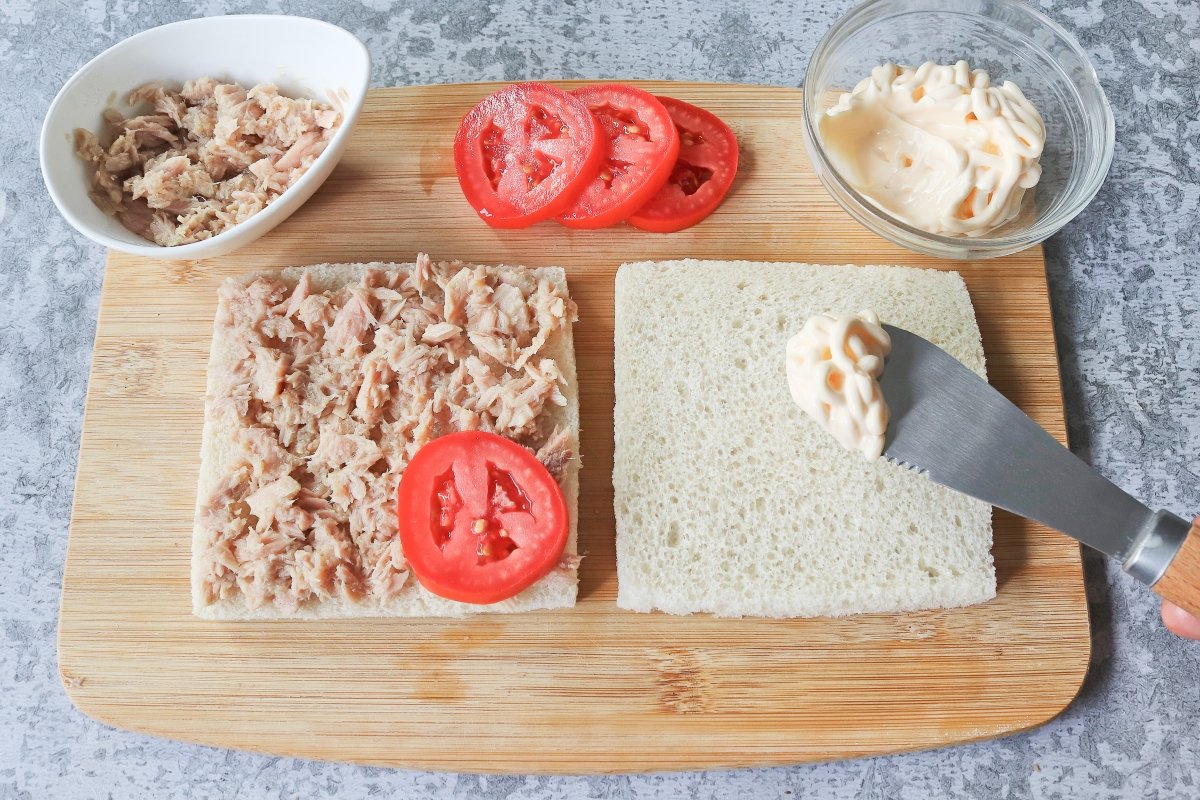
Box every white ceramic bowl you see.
[40,15,370,261]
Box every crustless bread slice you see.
[614,260,995,617]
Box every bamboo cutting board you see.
[59,82,1090,773]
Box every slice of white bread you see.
[613,259,994,617]
[193,260,580,619]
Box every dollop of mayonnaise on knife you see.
[819,60,1045,237]
[786,311,892,460]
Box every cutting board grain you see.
[59,82,1090,773]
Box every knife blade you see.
[877,324,1200,616]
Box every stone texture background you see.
[2,0,1198,797]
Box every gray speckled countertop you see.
[3,1,1198,797]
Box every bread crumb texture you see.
[613,259,995,617]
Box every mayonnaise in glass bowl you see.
[802,0,1114,260]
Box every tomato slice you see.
[627,97,739,233]
[453,83,604,228]
[397,431,569,605]
[556,84,680,229]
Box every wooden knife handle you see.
[1153,516,1200,618]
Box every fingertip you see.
[1161,601,1200,640]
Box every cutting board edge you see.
[367,78,798,96]
[53,669,1091,776]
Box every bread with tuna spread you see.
[192,255,580,618]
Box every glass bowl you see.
[802,0,1114,260]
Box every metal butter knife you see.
[878,324,1200,617]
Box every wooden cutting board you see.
[58,82,1090,773]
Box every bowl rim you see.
[39,14,371,260]
[801,0,1116,252]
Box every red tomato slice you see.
[556,84,680,229]
[397,431,569,605]
[453,83,604,228]
[627,97,739,233]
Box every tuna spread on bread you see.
[785,311,891,460]
[195,253,577,613]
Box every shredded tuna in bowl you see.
[40,15,370,261]
[76,78,342,247]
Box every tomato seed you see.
[671,160,714,196]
